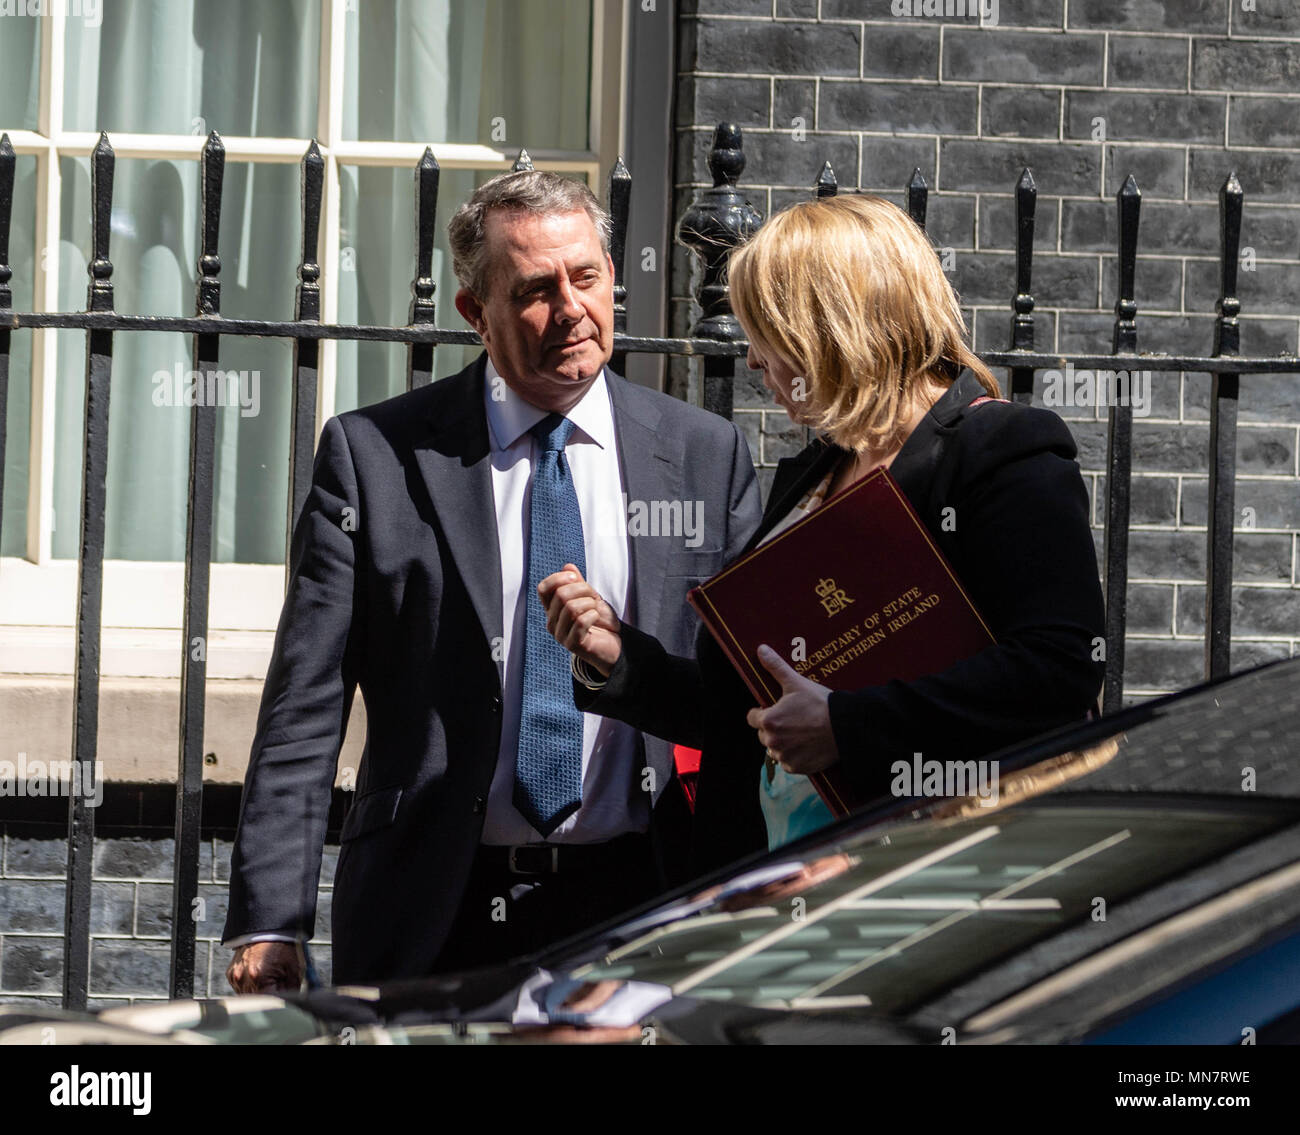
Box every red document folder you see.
[687,466,995,817]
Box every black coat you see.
[223,354,763,984]
[576,370,1106,872]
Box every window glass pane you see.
[0,9,40,132]
[1,155,38,557]
[64,0,319,137]
[343,0,591,149]
[54,155,295,563]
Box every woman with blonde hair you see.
[540,193,1105,868]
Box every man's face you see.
[454,208,615,413]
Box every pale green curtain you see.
[57,0,319,563]
[0,15,39,556]
[0,157,36,558]
[5,0,592,563]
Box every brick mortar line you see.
[694,16,1300,45]
[687,71,1300,98]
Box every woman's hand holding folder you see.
[745,645,836,776]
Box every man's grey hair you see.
[447,170,612,300]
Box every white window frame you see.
[0,0,627,678]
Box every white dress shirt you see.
[480,359,645,844]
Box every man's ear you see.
[454,288,485,334]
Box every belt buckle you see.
[508,845,559,875]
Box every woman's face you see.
[744,335,806,423]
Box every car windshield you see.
[563,792,1295,1018]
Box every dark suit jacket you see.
[223,354,762,984]
[577,370,1106,872]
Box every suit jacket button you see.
[490,694,502,712]
[473,795,486,814]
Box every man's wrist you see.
[224,931,303,950]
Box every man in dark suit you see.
[223,170,761,990]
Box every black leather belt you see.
[478,832,649,876]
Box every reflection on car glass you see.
[567,801,1287,1017]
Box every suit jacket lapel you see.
[413,354,505,654]
[606,373,671,632]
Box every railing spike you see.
[1007,166,1037,401]
[286,139,325,570]
[907,166,928,230]
[513,148,534,172]
[0,132,13,600]
[407,146,440,389]
[815,160,837,198]
[1101,172,1142,714]
[87,132,115,312]
[1205,170,1245,680]
[195,132,225,316]
[0,132,14,305]
[608,156,632,372]
[296,140,324,322]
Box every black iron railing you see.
[0,121,1286,1008]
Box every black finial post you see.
[408,146,439,389]
[677,124,762,419]
[195,132,224,315]
[1112,174,1141,355]
[1205,172,1244,681]
[0,133,13,314]
[1101,172,1141,715]
[87,133,115,312]
[286,140,324,571]
[1008,167,1037,402]
[907,167,928,231]
[296,140,323,324]
[608,156,631,375]
[1213,173,1243,360]
[65,131,118,1009]
[816,161,837,198]
[171,129,225,1001]
[0,133,13,561]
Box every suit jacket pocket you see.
[666,547,723,580]
[339,784,403,843]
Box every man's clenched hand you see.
[227,941,303,994]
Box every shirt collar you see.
[483,357,614,452]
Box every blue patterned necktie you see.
[515,412,587,837]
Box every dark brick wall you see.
[0,828,335,1007]
[673,0,1300,701]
